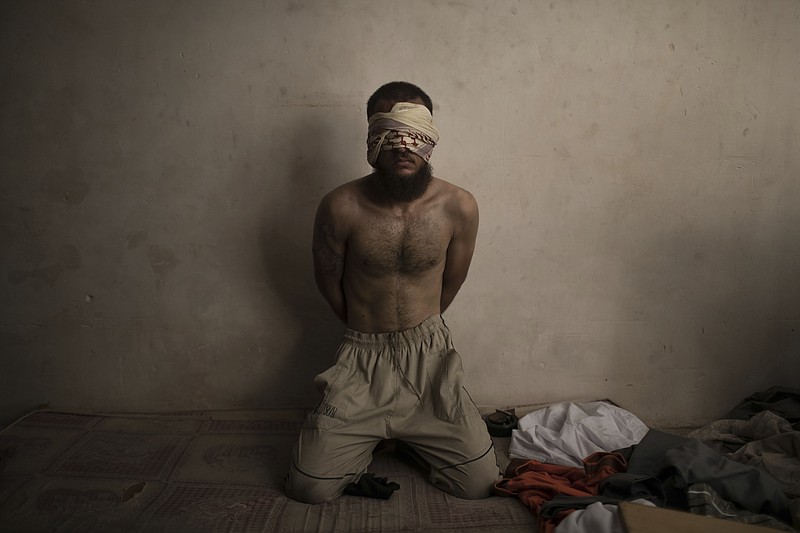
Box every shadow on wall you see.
[693,211,800,397]
[614,209,800,421]
[257,113,348,408]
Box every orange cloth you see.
[494,452,627,533]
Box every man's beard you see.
[374,160,433,202]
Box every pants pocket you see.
[427,348,471,423]
[304,364,348,430]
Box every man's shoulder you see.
[431,176,474,196]
[322,176,365,200]
[431,177,478,213]
[318,176,371,219]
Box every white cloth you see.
[554,500,655,533]
[366,102,439,166]
[509,401,649,467]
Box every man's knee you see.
[284,469,344,504]
[435,449,500,500]
[450,467,499,499]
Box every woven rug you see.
[0,409,536,532]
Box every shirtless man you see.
[285,82,498,503]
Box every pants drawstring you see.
[394,354,424,407]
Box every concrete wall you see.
[2,0,798,427]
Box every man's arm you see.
[440,190,479,313]
[312,193,348,323]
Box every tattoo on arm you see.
[313,223,344,277]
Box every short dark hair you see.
[366,81,433,118]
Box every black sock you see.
[344,473,400,500]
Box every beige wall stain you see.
[147,245,180,285]
[40,168,91,206]
[7,244,82,286]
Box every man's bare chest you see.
[349,213,450,276]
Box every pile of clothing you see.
[494,389,800,533]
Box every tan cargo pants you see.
[285,315,499,503]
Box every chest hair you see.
[356,213,446,276]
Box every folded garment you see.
[509,401,649,467]
[690,411,800,498]
[627,429,792,524]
